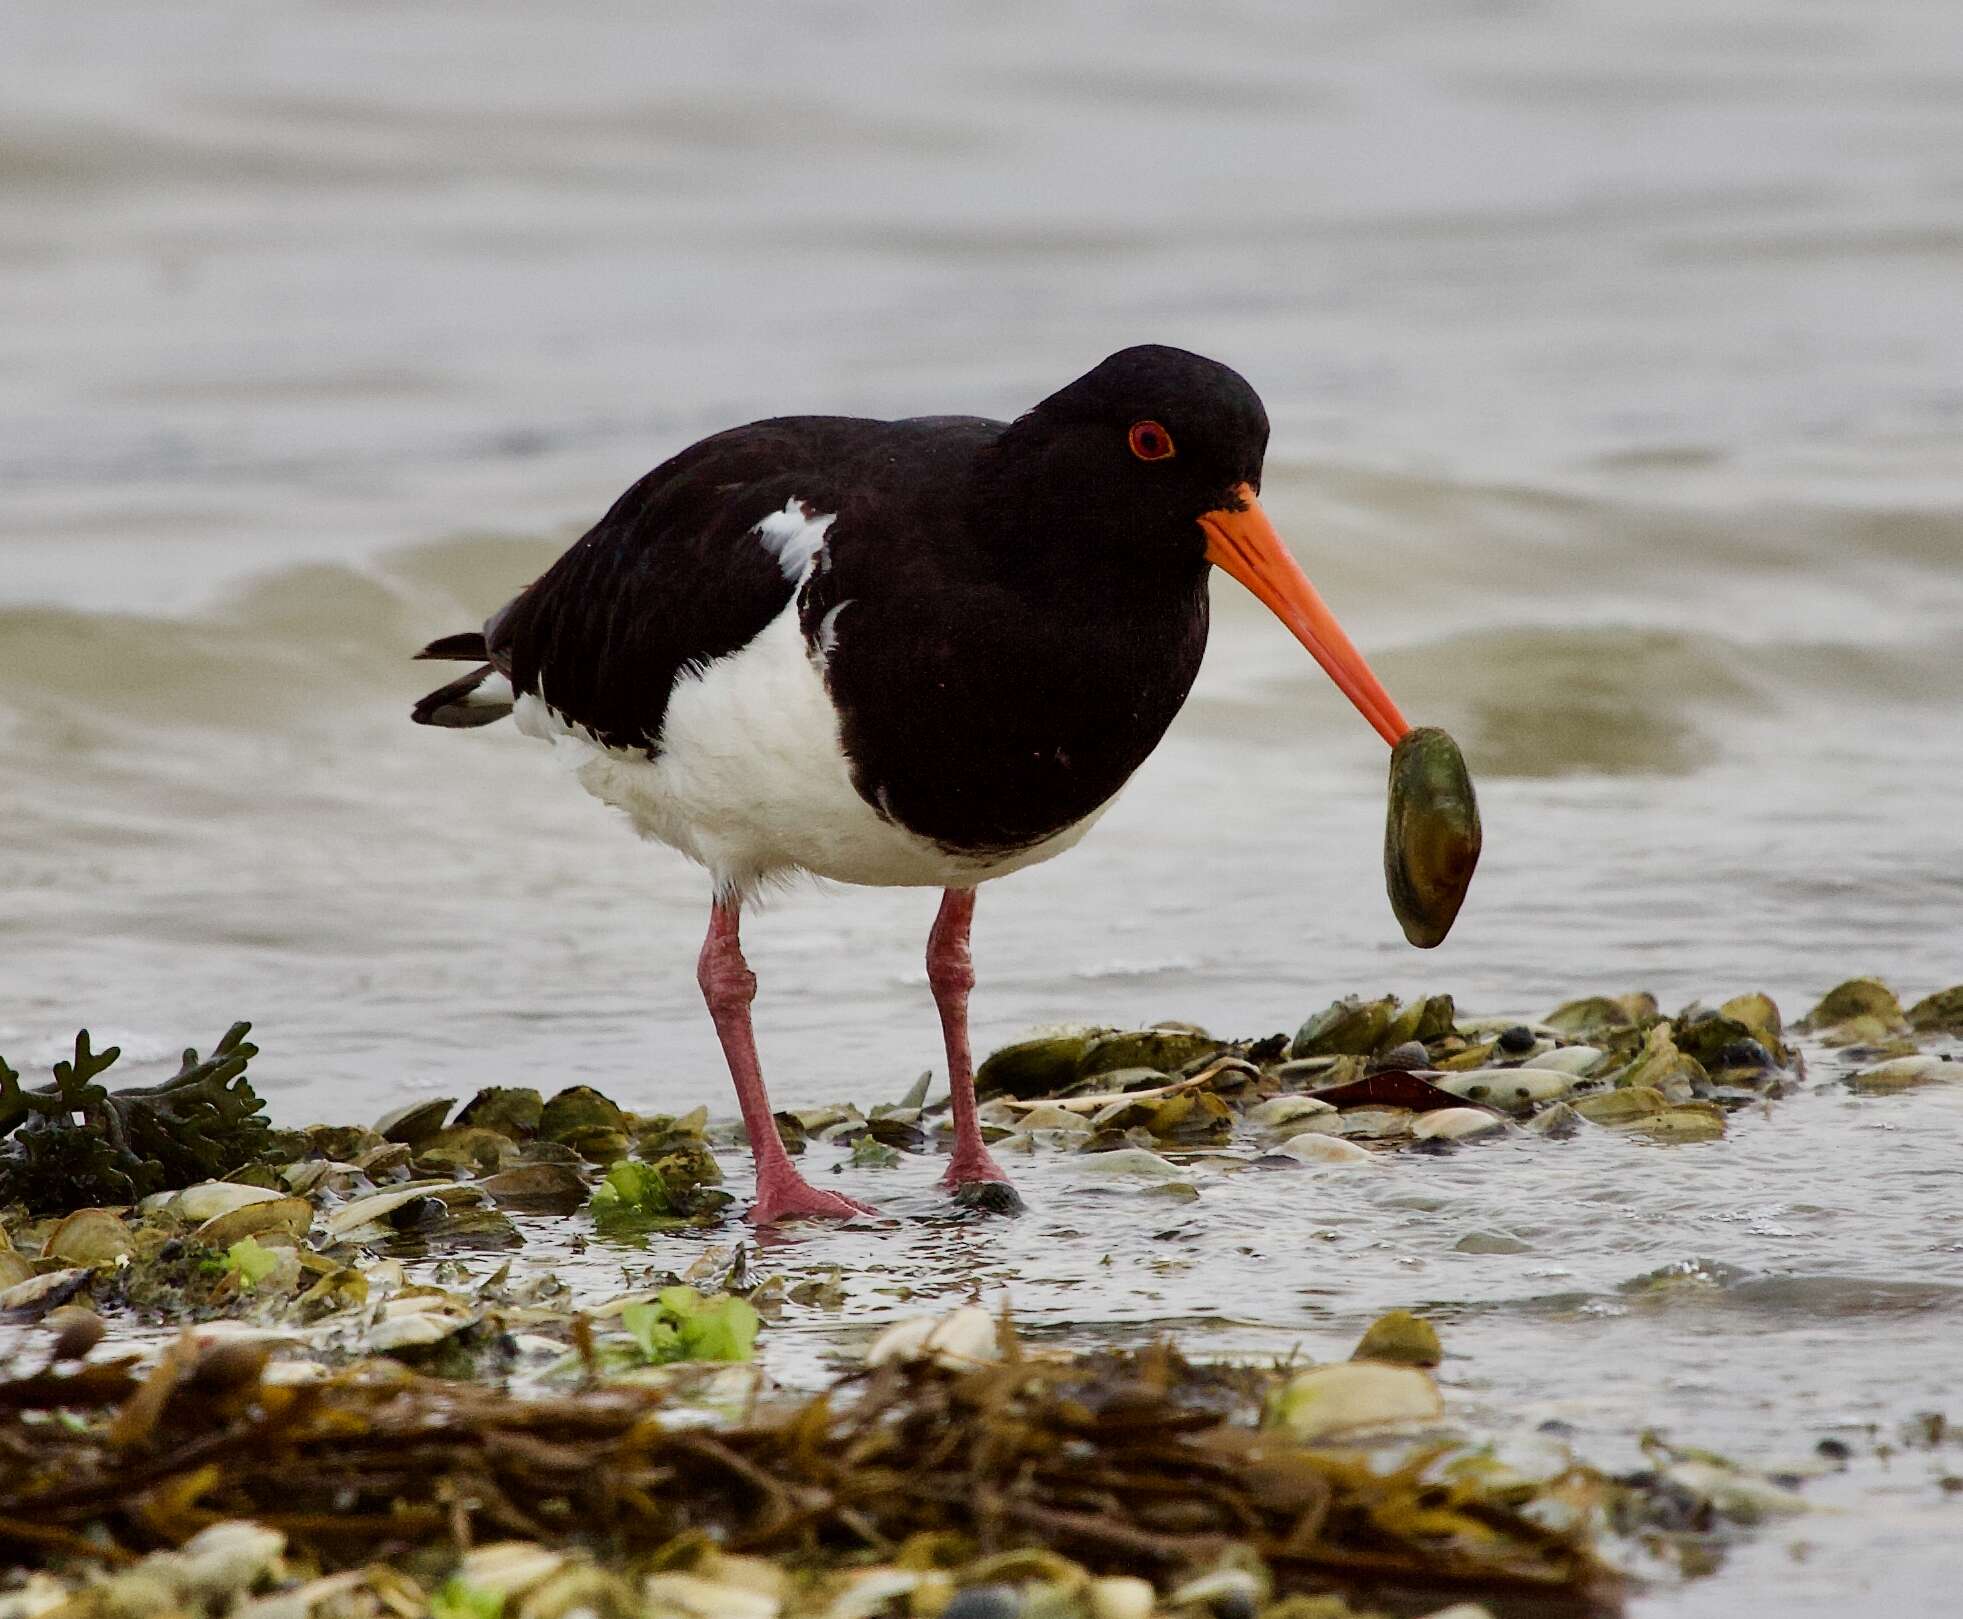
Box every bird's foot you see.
[940,1148,1023,1214]
[748,1167,878,1224]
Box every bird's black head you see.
[982,343,1411,750]
[985,344,1271,565]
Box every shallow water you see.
[4,1,1962,1609]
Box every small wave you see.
[0,534,553,736]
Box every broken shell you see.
[305,1124,386,1160]
[324,1182,468,1239]
[374,1097,455,1147]
[1907,985,1963,1034]
[0,1252,34,1288]
[1524,1102,1585,1138]
[483,1162,592,1213]
[1352,1308,1442,1366]
[1573,1087,1667,1125]
[974,1030,1101,1099]
[43,1208,135,1267]
[1076,1028,1221,1083]
[1543,995,1652,1039]
[417,1125,522,1174]
[144,1181,285,1223]
[1629,1106,1726,1142]
[866,1305,999,1369]
[0,1267,93,1319]
[1412,1107,1509,1142]
[539,1085,628,1143]
[1291,996,1396,1059]
[197,1197,314,1248]
[366,1309,474,1352]
[1269,1361,1444,1438]
[1718,992,1788,1054]
[1603,1023,1706,1102]
[1382,993,1459,1049]
[1296,1105,1414,1140]
[1384,725,1482,948]
[456,1085,547,1138]
[1798,977,1907,1035]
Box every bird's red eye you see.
[1128,420,1175,461]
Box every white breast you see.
[513,601,1110,895]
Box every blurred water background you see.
[3,3,1962,1610]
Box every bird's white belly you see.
[512,603,1109,894]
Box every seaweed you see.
[0,1023,271,1214]
[0,1332,1621,1615]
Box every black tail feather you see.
[411,663,512,728]
[417,631,490,661]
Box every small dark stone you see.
[1497,1025,1536,1055]
[1713,1038,1774,1071]
[942,1585,1021,1619]
[1815,1436,1852,1460]
[953,1181,1026,1217]
[1209,1591,1256,1619]
[1367,1041,1429,1074]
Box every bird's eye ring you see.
[1128,420,1175,461]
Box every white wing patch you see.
[817,600,852,658]
[753,497,836,581]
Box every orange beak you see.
[1200,484,1410,747]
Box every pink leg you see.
[928,887,1014,1196]
[698,896,876,1223]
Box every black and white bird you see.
[413,345,1409,1222]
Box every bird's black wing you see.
[482,417,877,755]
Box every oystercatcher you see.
[413,345,1409,1221]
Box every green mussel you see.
[1384,725,1482,948]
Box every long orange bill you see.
[1199,484,1410,747]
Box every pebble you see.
[1246,1094,1337,1129]
[1075,1147,1186,1181]
[1086,1578,1155,1619]
[1496,1025,1537,1055]
[1368,1040,1430,1073]
[1352,1308,1441,1366]
[1276,1133,1376,1166]
[1454,1230,1533,1255]
[939,1586,1021,1619]
[1412,1107,1509,1142]
[1269,1361,1444,1438]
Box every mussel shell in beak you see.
[1384,726,1482,948]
